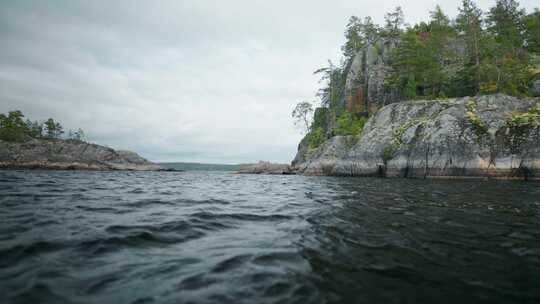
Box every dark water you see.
[1,171,540,304]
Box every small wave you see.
[119,199,176,208]
[8,283,71,304]
[211,254,251,273]
[190,211,292,222]
[76,205,130,214]
[78,230,203,254]
[177,273,218,291]
[0,241,65,268]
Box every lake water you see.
[1,170,539,303]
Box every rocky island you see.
[289,4,540,180]
[0,112,161,171]
[0,139,162,171]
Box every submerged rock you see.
[0,139,162,171]
[293,94,540,180]
[236,161,293,175]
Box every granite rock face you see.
[0,139,162,171]
[343,38,401,114]
[293,94,540,180]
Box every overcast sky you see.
[0,0,537,163]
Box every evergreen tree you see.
[524,9,540,53]
[44,118,64,139]
[456,0,484,94]
[383,6,405,39]
[314,60,346,108]
[342,16,365,59]
[26,119,43,138]
[485,0,530,95]
[0,111,30,142]
[487,0,526,50]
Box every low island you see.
[0,111,161,171]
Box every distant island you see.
[0,110,161,171]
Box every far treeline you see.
[293,0,540,141]
[0,110,86,143]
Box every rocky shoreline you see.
[235,161,294,175]
[292,94,540,180]
[0,139,162,171]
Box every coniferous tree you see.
[485,0,530,95]
[456,0,484,94]
[523,9,540,53]
[383,7,405,39]
[342,16,365,59]
[0,111,29,142]
[44,118,64,139]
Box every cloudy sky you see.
[0,0,537,163]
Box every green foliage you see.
[0,110,82,143]
[334,112,367,136]
[0,111,30,142]
[392,116,430,146]
[26,119,43,138]
[524,9,540,53]
[465,100,488,138]
[292,101,314,134]
[506,103,540,128]
[382,6,405,38]
[384,0,536,99]
[308,127,326,149]
[44,118,64,139]
[504,103,540,152]
[68,128,87,142]
[314,61,347,108]
[311,107,329,132]
[342,16,381,59]
[404,75,417,99]
[487,0,525,49]
[382,145,396,162]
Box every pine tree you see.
[383,7,405,39]
[456,0,484,94]
[485,0,530,95]
[524,9,540,53]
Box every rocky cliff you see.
[342,38,401,114]
[293,94,540,180]
[0,139,162,171]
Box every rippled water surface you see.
[1,170,540,304]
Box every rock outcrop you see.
[293,94,540,180]
[0,139,162,171]
[235,161,293,175]
[343,38,401,114]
